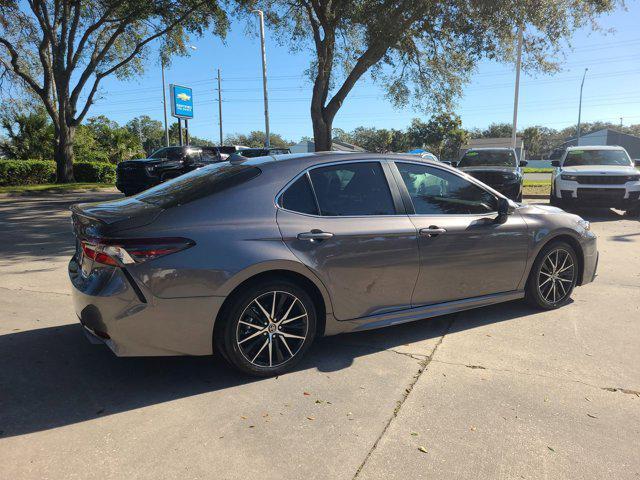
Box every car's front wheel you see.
[218,281,317,376]
[525,241,579,309]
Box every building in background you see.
[551,129,640,160]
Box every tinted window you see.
[201,149,219,163]
[563,149,632,167]
[309,162,395,216]
[396,162,498,215]
[458,150,516,167]
[149,147,183,160]
[281,175,318,215]
[136,164,261,208]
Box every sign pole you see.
[178,118,183,146]
[185,119,190,146]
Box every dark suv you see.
[116,146,224,196]
[454,148,527,201]
[236,147,291,158]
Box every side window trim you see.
[305,171,322,216]
[390,160,500,216]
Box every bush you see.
[73,161,116,183]
[0,159,116,186]
[0,160,56,186]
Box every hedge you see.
[0,159,116,186]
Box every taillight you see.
[80,237,194,266]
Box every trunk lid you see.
[70,196,162,239]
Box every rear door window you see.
[308,162,395,216]
[280,175,318,215]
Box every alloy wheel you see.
[236,291,309,368]
[537,248,576,304]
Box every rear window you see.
[135,164,261,208]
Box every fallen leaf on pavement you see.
[547,446,555,452]
[587,413,598,418]
[411,432,419,436]
[307,416,315,421]
[418,446,428,453]
[303,392,311,396]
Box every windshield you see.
[458,150,516,167]
[135,163,261,208]
[149,147,183,160]
[563,149,632,167]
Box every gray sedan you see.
[69,153,598,376]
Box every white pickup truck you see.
[550,145,640,216]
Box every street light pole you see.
[217,68,223,145]
[161,61,169,147]
[511,25,523,150]
[576,68,588,144]
[252,9,270,147]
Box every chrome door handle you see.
[297,230,334,241]
[419,226,447,237]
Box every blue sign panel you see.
[170,84,194,119]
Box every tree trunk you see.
[54,125,76,183]
[312,113,333,152]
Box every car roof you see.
[566,145,626,151]
[231,151,447,171]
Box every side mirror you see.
[440,160,452,166]
[451,161,459,168]
[519,160,528,167]
[495,197,514,224]
[551,160,560,167]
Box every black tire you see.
[219,280,317,377]
[525,241,579,310]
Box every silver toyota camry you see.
[69,153,598,376]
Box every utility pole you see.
[161,60,169,147]
[252,9,270,147]
[576,68,588,144]
[217,69,223,145]
[511,25,523,150]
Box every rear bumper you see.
[69,256,224,356]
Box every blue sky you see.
[91,2,640,143]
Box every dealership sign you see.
[170,84,194,119]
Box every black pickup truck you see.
[116,146,227,196]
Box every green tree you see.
[224,131,292,148]
[265,0,617,151]
[0,0,231,182]
[482,123,513,139]
[85,116,144,162]
[407,113,465,159]
[0,105,54,159]
[127,115,165,155]
[348,127,393,152]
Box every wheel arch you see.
[523,232,585,288]
[213,263,332,348]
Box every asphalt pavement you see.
[0,191,638,480]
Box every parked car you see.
[217,145,250,160]
[550,146,640,215]
[235,147,292,158]
[116,146,225,196]
[70,153,597,376]
[454,147,526,201]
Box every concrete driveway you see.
[0,192,638,480]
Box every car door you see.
[390,161,529,306]
[276,160,420,320]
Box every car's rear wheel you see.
[525,241,579,310]
[219,281,317,376]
